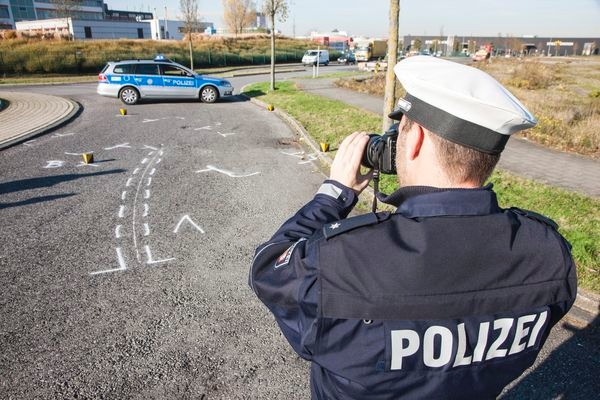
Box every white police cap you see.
[388,56,536,154]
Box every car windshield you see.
[356,46,369,51]
[307,51,318,56]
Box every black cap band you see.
[388,93,510,155]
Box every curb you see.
[229,67,306,78]
[0,98,82,150]
[241,84,600,327]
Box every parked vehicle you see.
[354,39,387,61]
[337,52,356,65]
[97,55,233,105]
[302,49,329,66]
[365,57,388,72]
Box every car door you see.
[133,63,163,97]
[160,64,197,98]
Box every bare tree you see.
[223,0,256,36]
[51,0,80,18]
[263,0,289,91]
[382,0,400,131]
[180,0,200,70]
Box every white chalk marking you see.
[115,225,123,238]
[143,223,150,236]
[89,247,127,275]
[121,191,127,200]
[141,158,149,164]
[217,131,236,137]
[104,143,131,150]
[77,162,99,167]
[281,150,305,159]
[156,158,162,164]
[215,122,222,126]
[53,132,76,137]
[65,151,93,156]
[149,168,156,176]
[126,177,133,187]
[194,125,212,131]
[159,150,164,156]
[146,177,152,186]
[118,205,126,218]
[176,117,186,120]
[23,140,37,146]
[131,148,162,262]
[132,167,140,175]
[147,151,154,156]
[144,245,175,265]
[298,154,318,165]
[143,145,158,151]
[143,203,149,217]
[44,160,65,168]
[195,165,260,178]
[143,118,160,123]
[144,189,151,199]
[173,215,205,234]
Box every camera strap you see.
[372,169,380,213]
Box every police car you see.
[97,55,234,105]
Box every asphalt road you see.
[1,65,599,399]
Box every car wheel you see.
[324,62,329,66]
[200,85,218,103]
[119,87,139,105]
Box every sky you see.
[105,0,600,38]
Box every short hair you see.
[428,130,500,185]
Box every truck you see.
[354,39,387,61]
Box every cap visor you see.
[388,109,405,121]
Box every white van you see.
[302,49,329,66]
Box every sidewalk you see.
[296,78,600,198]
[0,91,80,149]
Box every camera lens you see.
[361,134,385,170]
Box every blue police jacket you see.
[250,180,577,399]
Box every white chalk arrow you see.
[173,215,205,234]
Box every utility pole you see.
[382,0,400,131]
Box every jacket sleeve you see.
[249,180,358,359]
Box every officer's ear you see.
[406,123,425,161]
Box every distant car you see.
[337,52,356,65]
[302,49,329,66]
[97,55,234,105]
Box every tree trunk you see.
[270,12,276,91]
[188,35,194,70]
[382,0,400,131]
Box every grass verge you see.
[0,74,97,85]
[243,80,600,293]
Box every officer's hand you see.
[330,132,373,194]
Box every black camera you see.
[361,123,398,174]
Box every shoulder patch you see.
[323,212,391,239]
[509,207,559,230]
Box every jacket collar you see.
[378,183,502,218]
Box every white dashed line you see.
[118,205,126,218]
[141,158,149,164]
[144,189,151,199]
[126,178,133,187]
[143,223,150,236]
[121,191,127,200]
[133,168,140,175]
[149,168,156,176]
[146,177,152,186]
[143,203,149,217]
[115,225,123,238]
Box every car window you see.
[161,64,190,77]
[101,64,110,73]
[113,64,135,74]
[134,64,159,75]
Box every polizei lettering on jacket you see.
[389,310,548,370]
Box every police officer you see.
[249,56,577,399]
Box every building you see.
[146,19,214,41]
[402,35,600,57]
[16,17,150,39]
[0,1,151,30]
[311,30,351,52]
